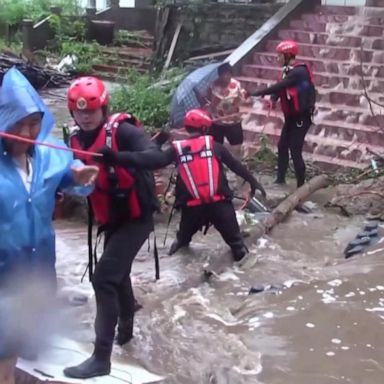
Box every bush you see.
[110,70,182,133]
[0,0,83,26]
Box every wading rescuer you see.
[0,68,97,384]
[109,108,266,262]
[251,40,316,187]
[63,76,161,379]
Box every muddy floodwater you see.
[39,88,384,384]
[54,184,384,384]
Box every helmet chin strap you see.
[283,54,294,67]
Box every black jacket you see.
[110,137,262,207]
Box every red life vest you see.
[279,63,316,116]
[172,135,225,207]
[70,112,142,225]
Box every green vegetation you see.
[110,68,185,132]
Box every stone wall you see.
[170,3,283,59]
[92,6,157,34]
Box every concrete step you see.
[277,29,384,49]
[264,40,384,63]
[241,106,383,143]
[301,12,384,25]
[289,19,384,37]
[100,56,151,69]
[100,46,153,60]
[306,153,366,170]
[238,73,384,109]
[315,5,357,15]
[239,65,384,93]
[365,0,384,7]
[242,110,378,168]
[251,52,384,77]
[237,76,384,127]
[245,122,378,163]
[92,63,148,76]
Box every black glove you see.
[251,89,263,98]
[251,182,267,199]
[152,130,171,146]
[93,146,118,165]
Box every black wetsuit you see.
[113,139,265,260]
[64,122,159,379]
[252,65,315,187]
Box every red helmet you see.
[184,109,212,130]
[276,40,299,56]
[67,76,109,111]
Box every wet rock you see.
[68,294,88,306]
[296,200,317,214]
[365,222,379,231]
[58,288,89,307]
[345,245,364,259]
[330,177,384,216]
[248,283,287,295]
[248,284,265,294]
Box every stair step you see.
[241,106,382,136]
[243,124,369,169]
[239,65,384,92]
[306,154,366,169]
[100,46,153,60]
[264,40,383,63]
[277,29,384,49]
[93,69,146,83]
[366,0,384,6]
[245,122,381,155]
[301,12,384,25]
[289,19,384,37]
[239,72,384,102]
[92,64,148,75]
[239,66,384,93]
[100,56,151,68]
[315,5,357,15]
[251,52,384,77]
[238,75,384,126]
[242,115,376,168]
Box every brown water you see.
[53,187,384,384]
[41,88,384,384]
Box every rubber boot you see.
[63,348,111,379]
[232,245,248,262]
[274,177,286,185]
[116,318,134,346]
[168,239,188,255]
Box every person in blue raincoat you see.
[0,67,99,384]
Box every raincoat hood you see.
[0,67,54,141]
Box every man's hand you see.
[93,146,118,165]
[71,165,99,187]
[251,182,267,199]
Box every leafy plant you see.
[60,40,101,74]
[0,0,83,27]
[244,134,277,171]
[110,70,180,132]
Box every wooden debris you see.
[0,53,70,89]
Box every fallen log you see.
[204,174,331,277]
[244,174,331,244]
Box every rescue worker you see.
[0,67,97,384]
[63,76,160,379]
[106,109,266,261]
[251,40,316,187]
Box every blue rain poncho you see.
[0,67,92,285]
